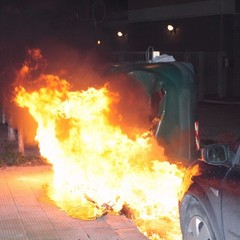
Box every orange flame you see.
[14,49,186,240]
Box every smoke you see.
[106,73,151,137]
[9,45,151,145]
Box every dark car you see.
[179,139,240,240]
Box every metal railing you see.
[112,51,148,63]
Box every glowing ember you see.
[14,49,185,240]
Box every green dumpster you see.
[111,62,199,162]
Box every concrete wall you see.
[128,0,236,21]
[128,16,221,52]
[124,0,240,97]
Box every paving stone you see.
[0,166,147,240]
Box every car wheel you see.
[181,196,216,240]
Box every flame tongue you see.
[14,50,185,239]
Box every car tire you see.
[181,195,216,240]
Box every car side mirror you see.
[202,144,229,164]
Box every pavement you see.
[0,165,148,240]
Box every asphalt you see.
[0,165,148,240]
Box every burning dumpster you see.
[12,49,191,239]
[111,62,199,162]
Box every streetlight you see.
[117,31,123,37]
[167,24,179,34]
[167,25,174,32]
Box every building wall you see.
[128,0,206,10]
[125,0,240,97]
[128,0,235,21]
[129,15,235,52]
[127,0,235,53]
[237,0,240,12]
[128,16,222,52]
[233,14,240,96]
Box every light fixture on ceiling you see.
[167,24,178,33]
[117,31,123,37]
[167,25,174,31]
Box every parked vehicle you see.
[179,138,240,240]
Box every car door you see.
[191,161,230,236]
[222,147,240,239]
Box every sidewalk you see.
[0,165,148,240]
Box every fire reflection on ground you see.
[12,49,185,240]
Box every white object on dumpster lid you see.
[152,54,175,63]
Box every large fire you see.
[13,49,185,240]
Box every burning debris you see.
[12,49,185,240]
